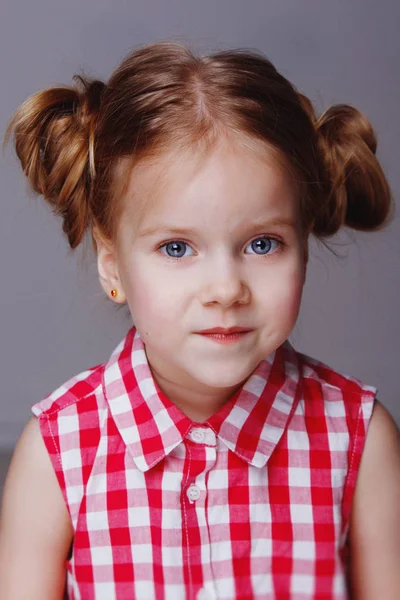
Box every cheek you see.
[124,265,183,335]
[256,260,304,314]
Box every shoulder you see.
[31,361,105,418]
[295,347,375,393]
[356,399,400,491]
[31,329,134,419]
[352,399,400,499]
[347,399,400,598]
[1,417,67,496]
[365,398,400,442]
[29,362,108,492]
[292,347,377,419]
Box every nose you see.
[199,253,250,307]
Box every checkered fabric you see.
[31,326,377,600]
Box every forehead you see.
[117,138,300,238]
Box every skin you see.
[0,138,399,598]
[95,138,308,421]
[0,417,73,598]
[346,401,400,598]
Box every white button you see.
[190,428,205,443]
[186,484,201,502]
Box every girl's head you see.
[5,41,393,399]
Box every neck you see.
[147,360,244,423]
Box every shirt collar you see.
[102,326,302,472]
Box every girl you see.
[0,41,399,600]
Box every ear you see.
[93,229,127,304]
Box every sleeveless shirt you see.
[31,325,377,600]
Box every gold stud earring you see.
[110,289,118,298]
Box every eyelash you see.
[157,235,285,262]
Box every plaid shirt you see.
[31,326,376,600]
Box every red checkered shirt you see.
[31,326,377,600]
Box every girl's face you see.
[97,140,308,414]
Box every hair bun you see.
[318,104,378,154]
[74,76,106,131]
[5,75,106,248]
[313,104,392,236]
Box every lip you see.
[194,327,254,345]
[196,326,252,334]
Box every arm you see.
[0,416,73,599]
[347,399,400,599]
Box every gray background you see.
[1,0,399,454]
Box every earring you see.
[110,289,118,298]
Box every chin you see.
[191,359,260,390]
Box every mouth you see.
[196,327,252,334]
[194,327,253,344]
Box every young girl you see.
[0,41,399,600]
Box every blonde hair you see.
[5,41,394,253]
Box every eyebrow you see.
[138,218,296,238]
